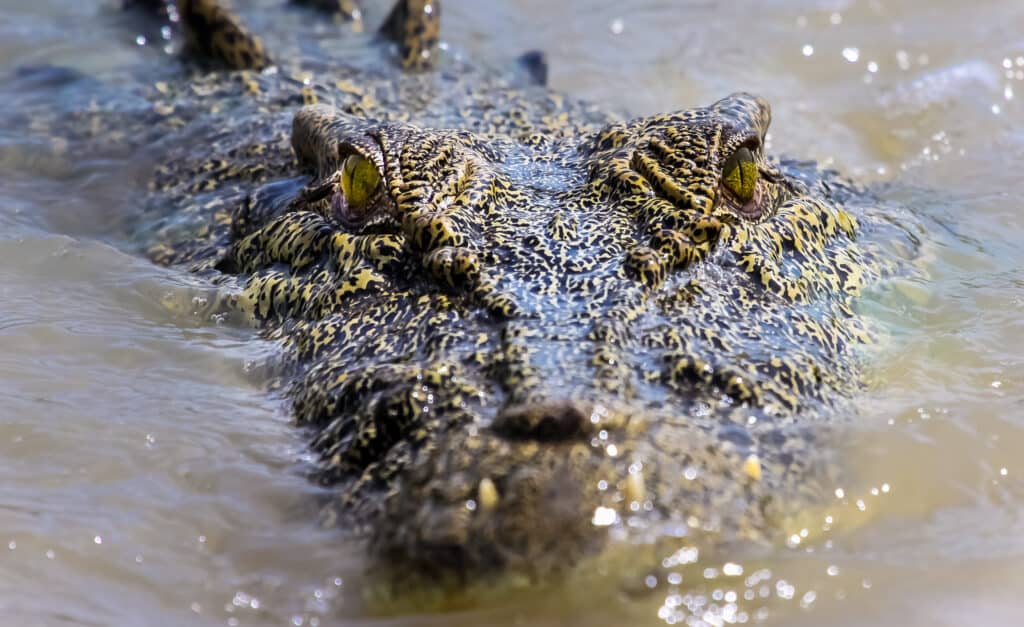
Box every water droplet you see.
[800,590,817,609]
[842,47,860,63]
[802,44,814,57]
[894,50,909,71]
[592,506,617,527]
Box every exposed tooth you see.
[478,477,499,512]
[625,470,646,505]
[743,455,762,481]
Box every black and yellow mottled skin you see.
[32,0,918,591]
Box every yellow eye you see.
[339,153,381,210]
[722,146,758,203]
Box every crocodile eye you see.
[722,146,758,203]
[340,153,381,211]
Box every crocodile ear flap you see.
[176,0,271,70]
[379,0,441,72]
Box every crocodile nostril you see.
[491,399,593,441]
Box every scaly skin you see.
[30,0,918,591]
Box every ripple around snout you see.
[2,0,1024,626]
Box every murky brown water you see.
[2,1,1023,625]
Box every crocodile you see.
[22,0,917,597]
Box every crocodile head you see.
[210,92,896,584]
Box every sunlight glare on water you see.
[1,1,1023,625]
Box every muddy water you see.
[1,1,1023,625]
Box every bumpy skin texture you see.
[177,0,272,70]
[40,0,914,586]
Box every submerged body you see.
[26,0,917,589]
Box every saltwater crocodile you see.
[22,0,917,595]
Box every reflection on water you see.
[1,1,1022,625]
